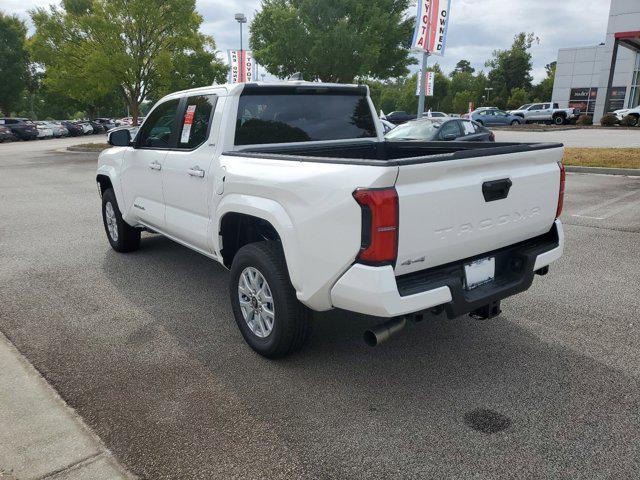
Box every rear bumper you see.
[331,220,564,318]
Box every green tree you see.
[0,12,30,116]
[453,90,474,114]
[486,32,536,102]
[507,87,530,109]
[530,61,556,102]
[250,0,416,83]
[450,59,474,77]
[30,0,225,123]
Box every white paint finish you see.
[330,264,452,318]
[119,147,167,229]
[394,148,563,276]
[533,220,564,270]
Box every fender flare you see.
[215,194,303,293]
[96,165,124,206]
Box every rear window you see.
[235,91,376,145]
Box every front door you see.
[162,93,222,253]
[119,98,181,229]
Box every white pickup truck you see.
[509,102,581,125]
[97,82,565,358]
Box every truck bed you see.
[226,140,564,166]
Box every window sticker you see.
[462,121,475,134]
[180,105,197,144]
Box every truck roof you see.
[160,81,368,101]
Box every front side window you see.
[439,121,461,139]
[235,92,376,145]
[137,99,180,149]
[177,95,217,150]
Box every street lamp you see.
[234,13,247,53]
[485,87,494,104]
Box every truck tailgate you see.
[394,146,564,276]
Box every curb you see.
[566,165,640,176]
[0,332,136,479]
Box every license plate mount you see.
[464,257,495,290]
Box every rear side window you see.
[137,99,180,149]
[461,120,477,135]
[235,92,376,145]
[177,95,217,150]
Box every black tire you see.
[630,115,639,127]
[229,241,311,358]
[510,119,520,126]
[101,188,140,253]
[554,115,566,126]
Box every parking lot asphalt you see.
[0,141,639,479]
[494,128,640,147]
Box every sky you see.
[3,0,612,83]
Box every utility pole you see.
[417,51,430,118]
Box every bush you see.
[600,113,619,126]
[619,114,639,127]
[576,114,593,126]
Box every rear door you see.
[457,120,490,142]
[161,93,221,253]
[393,146,563,276]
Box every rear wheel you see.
[628,114,639,127]
[510,119,520,126]
[553,115,566,126]
[101,188,140,252]
[229,241,311,358]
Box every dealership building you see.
[552,0,640,123]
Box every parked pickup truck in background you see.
[509,102,581,125]
[613,104,640,126]
[97,82,565,358]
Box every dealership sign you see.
[416,71,435,96]
[228,50,255,83]
[410,0,452,56]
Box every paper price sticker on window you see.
[180,105,197,144]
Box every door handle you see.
[149,160,162,171]
[187,166,205,178]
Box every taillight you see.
[353,187,398,265]
[489,131,495,142]
[556,161,565,218]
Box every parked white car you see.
[35,122,54,139]
[97,82,565,357]
[613,105,640,126]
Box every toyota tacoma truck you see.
[97,82,565,358]
[509,102,580,125]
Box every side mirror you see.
[108,128,131,147]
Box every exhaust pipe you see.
[363,317,407,347]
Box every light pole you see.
[484,87,494,105]
[234,13,247,52]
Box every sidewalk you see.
[0,333,134,480]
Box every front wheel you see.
[230,242,311,358]
[554,115,566,126]
[510,120,520,126]
[101,189,141,252]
